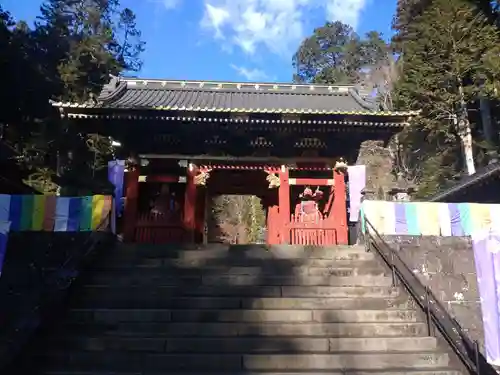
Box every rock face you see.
[12,243,463,375]
[356,140,396,199]
[384,235,483,350]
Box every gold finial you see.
[334,158,348,171]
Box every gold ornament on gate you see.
[265,170,280,188]
[194,169,211,186]
[334,158,348,172]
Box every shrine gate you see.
[52,77,415,245]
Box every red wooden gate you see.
[134,212,185,244]
[286,214,337,245]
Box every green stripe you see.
[79,196,93,231]
[20,195,34,231]
[360,206,366,234]
[32,195,45,230]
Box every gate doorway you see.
[204,168,271,244]
[207,195,266,244]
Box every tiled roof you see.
[429,162,500,201]
[51,77,418,117]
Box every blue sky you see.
[3,0,397,82]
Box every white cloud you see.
[326,0,368,29]
[230,64,271,81]
[149,0,182,10]
[162,0,182,9]
[200,0,369,57]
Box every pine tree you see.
[394,0,500,197]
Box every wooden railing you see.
[134,212,185,244]
[286,214,337,245]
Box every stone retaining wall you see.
[383,235,484,350]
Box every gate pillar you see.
[278,165,290,244]
[332,167,348,244]
[123,163,140,242]
[183,164,197,243]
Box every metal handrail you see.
[363,216,495,375]
[0,213,115,370]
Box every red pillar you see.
[195,188,206,243]
[266,205,280,245]
[183,167,197,243]
[123,165,140,243]
[332,169,348,244]
[278,166,290,244]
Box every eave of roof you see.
[52,113,406,128]
[429,162,500,201]
[50,77,420,118]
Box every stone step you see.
[40,371,464,375]
[47,336,437,353]
[74,286,399,306]
[36,352,450,372]
[244,353,450,371]
[86,274,393,287]
[100,250,374,263]
[87,265,387,277]
[61,321,428,337]
[93,258,380,269]
[245,297,415,310]
[72,295,414,310]
[104,244,368,259]
[67,309,418,323]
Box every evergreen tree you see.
[0,1,145,193]
[292,21,390,85]
[393,0,500,197]
[36,0,144,101]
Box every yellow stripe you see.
[416,202,440,235]
[362,200,385,234]
[470,203,492,232]
[32,195,46,231]
[91,195,105,230]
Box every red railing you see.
[134,212,185,244]
[286,214,337,245]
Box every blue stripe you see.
[0,232,8,276]
[9,195,22,231]
[0,195,10,222]
[54,197,70,232]
[67,197,81,232]
[448,203,463,236]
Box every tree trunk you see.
[457,83,476,175]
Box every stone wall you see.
[355,140,396,199]
[383,235,484,350]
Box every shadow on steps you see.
[6,243,461,375]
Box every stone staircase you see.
[17,244,463,374]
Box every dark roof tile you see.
[52,77,418,116]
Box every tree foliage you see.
[0,1,144,193]
[212,195,266,244]
[293,21,390,85]
[393,0,500,197]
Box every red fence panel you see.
[134,212,185,244]
[286,214,337,246]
